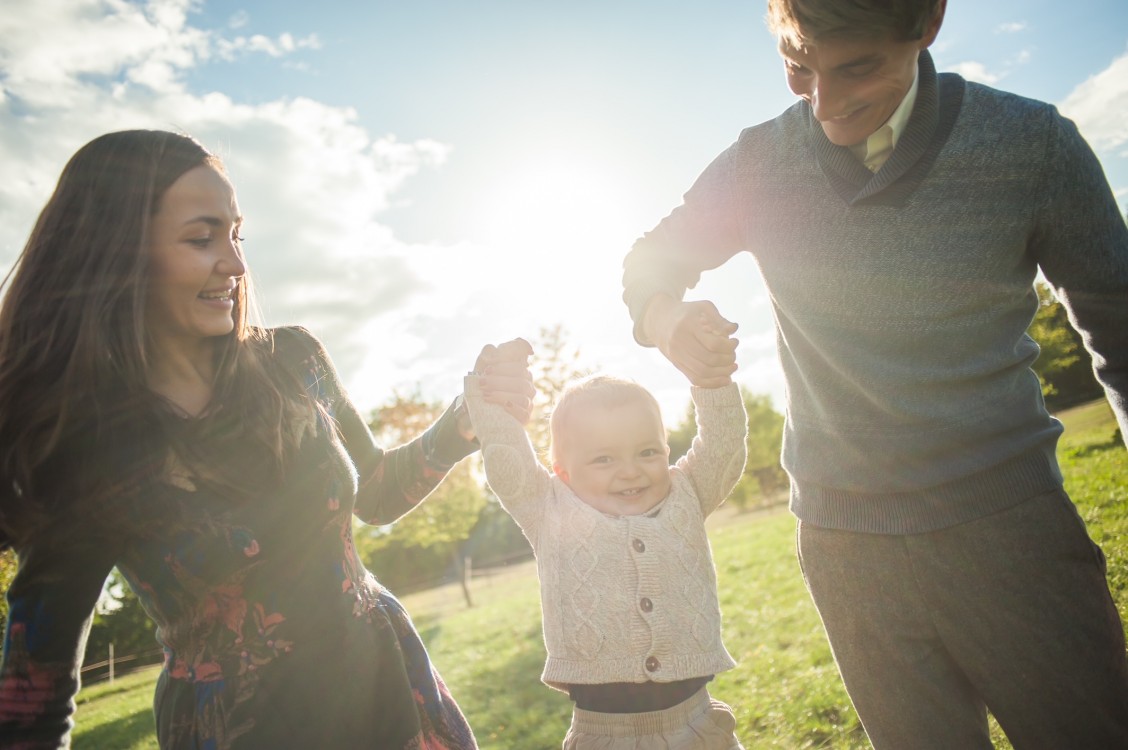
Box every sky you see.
[2,0,1127,425]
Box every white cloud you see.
[0,0,790,417]
[0,0,454,397]
[0,0,207,104]
[947,61,1002,85]
[1059,49,1128,157]
[996,21,1028,34]
[215,32,321,60]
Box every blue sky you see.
[2,0,1126,421]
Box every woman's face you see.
[146,165,246,350]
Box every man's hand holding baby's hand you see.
[643,295,738,388]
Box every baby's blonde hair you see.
[549,374,664,465]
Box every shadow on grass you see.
[423,616,570,749]
[462,623,570,748]
[75,706,155,749]
[1063,434,1124,460]
[79,667,160,704]
[415,617,442,643]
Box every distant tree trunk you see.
[455,551,474,608]
[753,466,782,498]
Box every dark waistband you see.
[569,676,711,714]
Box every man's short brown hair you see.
[767,0,944,47]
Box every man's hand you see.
[642,294,739,388]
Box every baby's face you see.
[553,399,671,516]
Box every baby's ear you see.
[552,463,569,482]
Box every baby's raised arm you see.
[464,340,552,540]
[675,383,748,517]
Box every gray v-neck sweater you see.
[624,52,1128,533]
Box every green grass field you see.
[71,400,1126,749]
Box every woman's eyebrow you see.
[181,215,244,227]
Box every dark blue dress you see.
[0,327,478,749]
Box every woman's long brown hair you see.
[0,130,310,547]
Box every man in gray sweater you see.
[622,0,1128,747]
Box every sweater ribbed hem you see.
[543,651,736,692]
[790,445,1063,534]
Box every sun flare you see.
[474,157,637,261]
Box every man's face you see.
[779,30,936,147]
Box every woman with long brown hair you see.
[0,129,533,749]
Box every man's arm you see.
[622,142,748,387]
[1032,111,1128,441]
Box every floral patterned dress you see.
[0,327,479,749]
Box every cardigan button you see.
[632,538,646,553]
[645,656,660,672]
[639,597,653,613]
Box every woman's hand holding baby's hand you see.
[468,338,536,428]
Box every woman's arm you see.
[1032,111,1128,442]
[0,530,119,749]
[279,328,533,526]
[343,389,477,526]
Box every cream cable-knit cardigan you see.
[465,378,747,690]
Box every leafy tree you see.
[357,391,489,605]
[734,389,788,508]
[0,547,16,637]
[461,499,532,567]
[1028,282,1103,411]
[528,323,592,459]
[82,571,160,681]
[667,401,697,464]
[368,392,487,550]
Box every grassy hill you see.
[71,400,1126,749]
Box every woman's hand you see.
[457,338,536,439]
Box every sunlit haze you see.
[2,0,1126,424]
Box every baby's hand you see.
[688,305,738,387]
[471,339,536,425]
[645,296,738,388]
